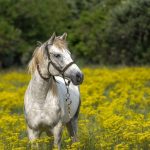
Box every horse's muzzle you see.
[72,71,84,85]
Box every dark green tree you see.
[0,0,70,67]
[1,0,150,67]
[105,0,150,65]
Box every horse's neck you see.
[30,69,52,103]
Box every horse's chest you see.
[27,105,60,129]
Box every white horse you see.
[24,33,84,149]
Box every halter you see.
[37,43,74,81]
[37,43,74,118]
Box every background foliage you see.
[0,0,150,67]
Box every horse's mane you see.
[28,44,44,75]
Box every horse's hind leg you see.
[27,126,40,149]
[66,117,78,143]
[66,99,81,143]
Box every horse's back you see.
[55,76,80,123]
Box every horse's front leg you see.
[46,130,54,150]
[27,126,40,149]
[52,121,63,150]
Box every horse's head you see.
[41,33,83,85]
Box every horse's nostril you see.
[76,72,83,82]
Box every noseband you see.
[37,43,74,81]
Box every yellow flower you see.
[1,67,150,149]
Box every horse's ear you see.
[60,32,67,40]
[48,32,56,45]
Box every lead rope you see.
[41,43,73,118]
[63,77,72,119]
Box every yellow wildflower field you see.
[0,67,150,150]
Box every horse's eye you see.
[54,54,61,58]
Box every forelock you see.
[53,37,68,50]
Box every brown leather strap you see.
[37,64,51,81]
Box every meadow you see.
[0,67,150,150]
